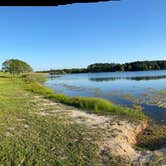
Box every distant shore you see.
[36,60,166,74]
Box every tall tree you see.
[2,59,32,76]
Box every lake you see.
[45,70,166,124]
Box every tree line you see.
[38,60,166,74]
[2,59,166,75]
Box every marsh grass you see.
[23,72,48,83]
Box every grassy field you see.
[0,76,134,165]
[0,77,100,165]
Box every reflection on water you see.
[48,75,62,79]
[45,70,166,124]
[89,75,166,82]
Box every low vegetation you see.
[136,121,166,150]
[0,76,100,165]
[22,72,48,83]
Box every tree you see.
[2,59,32,76]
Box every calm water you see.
[45,70,166,124]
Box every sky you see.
[0,0,166,71]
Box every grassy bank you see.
[23,74,166,152]
[23,74,146,120]
[0,73,165,165]
[0,75,135,165]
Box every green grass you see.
[0,77,101,165]
[0,74,134,165]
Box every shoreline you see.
[0,74,165,165]
[22,75,165,164]
[36,60,166,74]
[27,90,166,165]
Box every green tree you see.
[2,59,32,76]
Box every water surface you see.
[45,70,166,124]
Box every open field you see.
[0,77,100,165]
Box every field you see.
[0,77,100,165]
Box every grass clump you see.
[25,81,54,96]
[52,95,145,120]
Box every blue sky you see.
[0,0,166,70]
